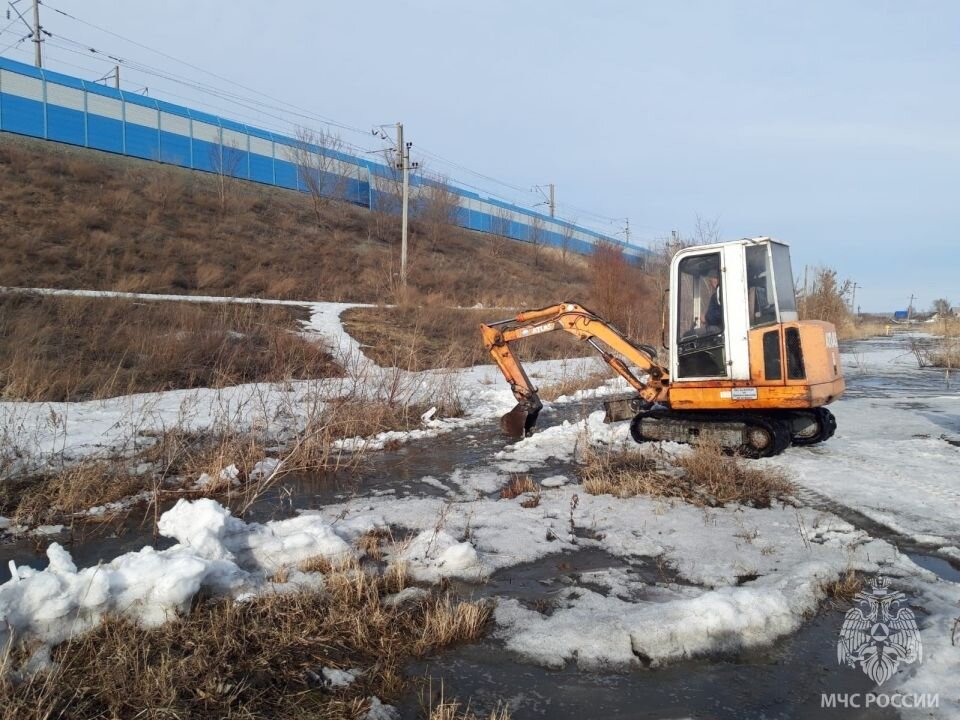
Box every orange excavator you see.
[481,237,844,457]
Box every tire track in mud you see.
[791,483,960,579]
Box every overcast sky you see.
[5,1,957,311]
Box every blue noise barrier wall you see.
[0,57,644,262]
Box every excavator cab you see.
[666,238,843,413]
[480,237,845,457]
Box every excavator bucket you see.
[500,403,541,438]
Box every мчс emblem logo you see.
[837,576,922,685]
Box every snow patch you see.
[322,666,361,688]
[0,499,383,661]
[398,530,485,582]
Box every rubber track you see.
[629,408,793,458]
[781,407,837,446]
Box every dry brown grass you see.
[0,293,339,401]
[427,692,512,720]
[822,569,864,603]
[8,460,143,525]
[342,305,595,371]
[537,369,611,401]
[839,320,890,341]
[0,561,492,720]
[671,441,793,508]
[931,317,960,337]
[499,474,537,500]
[926,321,960,369]
[3,342,465,525]
[357,527,393,561]
[929,348,960,369]
[580,441,793,508]
[0,135,591,307]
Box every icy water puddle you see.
[403,608,894,720]
[841,333,955,399]
[0,401,593,578]
[908,553,960,584]
[446,547,690,611]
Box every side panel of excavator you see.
[667,320,844,410]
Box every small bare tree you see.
[369,151,403,242]
[417,176,460,250]
[932,298,952,317]
[528,216,546,267]
[489,207,512,258]
[209,139,244,214]
[560,221,576,266]
[590,240,658,342]
[693,214,722,245]
[292,126,349,228]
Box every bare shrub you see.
[559,221,576,266]
[370,164,403,243]
[528,215,545,267]
[798,267,855,336]
[418,177,461,250]
[0,142,30,169]
[142,169,185,211]
[588,240,659,343]
[209,140,244,214]
[291,125,349,227]
[489,207,512,259]
[66,157,107,184]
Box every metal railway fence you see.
[0,56,644,261]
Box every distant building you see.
[893,310,909,321]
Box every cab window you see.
[745,244,778,328]
[770,242,797,317]
[676,253,727,378]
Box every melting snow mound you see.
[398,530,485,582]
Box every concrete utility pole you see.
[114,65,120,89]
[534,184,556,217]
[394,123,417,289]
[31,0,41,68]
[850,282,859,312]
[907,293,916,321]
[624,218,631,245]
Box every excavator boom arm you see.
[481,302,670,436]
